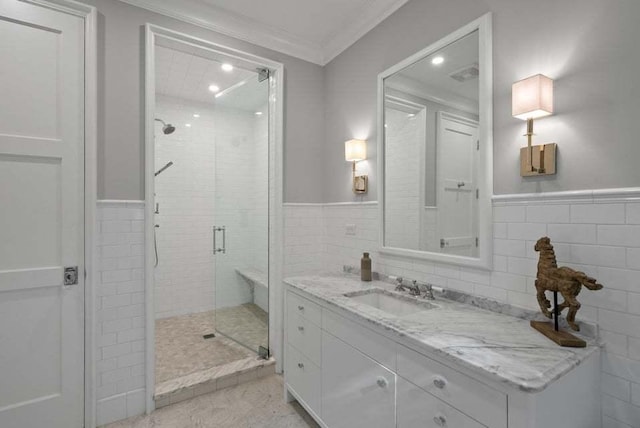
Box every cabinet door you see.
[397,377,486,428]
[321,332,395,428]
[286,344,321,415]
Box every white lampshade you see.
[512,74,554,120]
[345,139,367,162]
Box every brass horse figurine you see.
[534,237,603,331]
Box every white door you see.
[0,1,85,427]
[436,112,479,257]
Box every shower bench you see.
[236,268,268,312]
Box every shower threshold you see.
[154,356,275,408]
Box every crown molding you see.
[321,0,410,64]
[118,0,324,64]
[117,0,409,66]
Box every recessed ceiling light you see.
[408,113,415,118]
[431,56,444,65]
[221,63,234,72]
[214,93,223,98]
[255,111,263,116]
[185,123,192,127]
[208,84,220,93]
[193,113,200,118]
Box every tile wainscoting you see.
[284,191,640,428]
[95,201,146,426]
[94,195,640,426]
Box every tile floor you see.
[214,303,269,354]
[155,304,269,384]
[102,375,319,428]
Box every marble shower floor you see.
[155,304,268,384]
[103,375,320,428]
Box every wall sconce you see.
[345,139,368,194]
[512,74,556,176]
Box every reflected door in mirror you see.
[437,112,478,257]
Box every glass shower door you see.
[213,72,269,357]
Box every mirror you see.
[378,14,492,269]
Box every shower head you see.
[155,118,176,135]
[155,161,174,177]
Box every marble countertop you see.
[284,272,600,393]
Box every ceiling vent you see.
[449,63,479,82]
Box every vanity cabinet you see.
[397,345,506,428]
[284,287,601,428]
[397,377,485,428]
[284,291,322,418]
[321,331,395,428]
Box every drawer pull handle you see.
[297,326,304,331]
[297,305,304,311]
[376,376,388,388]
[433,415,447,427]
[297,362,304,369]
[433,377,447,389]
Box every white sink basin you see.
[345,289,435,317]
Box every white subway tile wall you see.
[384,108,421,250]
[154,95,268,318]
[283,197,640,428]
[96,201,146,426]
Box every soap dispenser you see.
[361,252,372,281]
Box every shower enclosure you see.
[211,73,270,356]
[151,34,272,398]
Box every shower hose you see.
[154,224,159,267]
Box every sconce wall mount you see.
[512,74,556,177]
[345,139,368,194]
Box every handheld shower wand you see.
[155,161,174,177]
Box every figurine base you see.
[530,321,586,348]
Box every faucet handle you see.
[422,282,435,300]
[408,280,420,296]
[394,277,404,291]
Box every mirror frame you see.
[377,13,493,270]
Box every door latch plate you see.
[64,266,78,285]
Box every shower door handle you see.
[213,226,226,254]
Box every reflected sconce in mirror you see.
[512,74,556,176]
[345,139,368,194]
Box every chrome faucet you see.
[406,280,421,296]
[421,283,435,300]
[394,277,405,291]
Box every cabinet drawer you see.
[287,312,321,366]
[286,344,321,415]
[397,377,486,428]
[322,308,396,370]
[397,344,506,428]
[287,291,321,326]
[321,332,395,428]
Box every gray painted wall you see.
[89,0,324,202]
[323,0,640,202]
